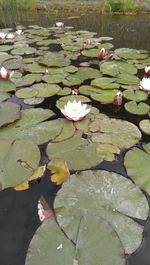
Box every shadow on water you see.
[0,4,150,265]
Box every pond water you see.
[0,8,150,265]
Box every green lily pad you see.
[55,170,148,254]
[91,77,120,89]
[11,46,36,55]
[100,61,137,77]
[123,90,148,102]
[25,216,75,265]
[26,62,48,73]
[89,114,141,150]
[24,97,44,105]
[91,89,118,104]
[115,48,149,60]
[96,143,120,161]
[3,57,23,70]
[0,139,40,189]
[38,52,70,67]
[0,45,13,52]
[116,74,140,85]
[42,74,64,84]
[125,101,149,115]
[124,143,150,194]
[53,119,75,142]
[47,131,102,171]
[0,79,16,92]
[139,119,150,135]
[74,67,101,81]
[16,74,42,88]
[57,87,71,96]
[0,109,63,145]
[63,76,82,86]
[0,91,10,102]
[0,102,20,127]
[81,48,99,58]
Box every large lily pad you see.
[124,144,150,194]
[0,91,10,102]
[0,102,20,127]
[0,109,63,145]
[89,114,141,150]
[47,131,102,171]
[0,79,16,92]
[91,77,120,89]
[38,52,70,67]
[100,61,137,77]
[0,139,40,189]
[91,89,118,104]
[25,217,75,265]
[115,48,149,60]
[55,170,148,254]
[116,74,140,85]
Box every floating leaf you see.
[91,89,118,104]
[91,77,120,89]
[0,79,16,92]
[89,114,141,150]
[116,74,140,85]
[55,170,148,254]
[124,144,150,194]
[0,139,40,189]
[100,61,137,77]
[0,91,10,102]
[125,101,149,115]
[25,217,75,265]
[47,131,102,171]
[15,165,46,190]
[139,119,150,135]
[123,90,148,102]
[47,159,70,185]
[0,102,20,127]
[115,48,149,60]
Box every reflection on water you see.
[0,8,150,50]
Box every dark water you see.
[0,8,150,265]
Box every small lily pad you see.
[139,119,150,135]
[123,90,148,102]
[125,101,149,115]
[0,79,16,92]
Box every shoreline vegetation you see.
[0,0,150,15]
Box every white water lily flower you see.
[61,100,91,121]
[140,77,150,91]
[145,66,150,74]
[56,22,64,27]
[16,29,23,35]
[0,66,14,79]
[0,32,6,39]
[6,33,15,39]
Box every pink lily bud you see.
[114,91,123,106]
[0,32,6,39]
[145,66,150,74]
[98,48,105,60]
[0,67,9,78]
[106,53,113,61]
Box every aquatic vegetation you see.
[0,21,150,265]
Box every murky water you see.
[0,8,150,265]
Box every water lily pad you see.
[0,91,10,102]
[42,74,64,84]
[55,170,148,254]
[38,52,70,67]
[0,79,16,92]
[96,143,120,161]
[100,61,137,77]
[0,102,20,127]
[3,57,23,70]
[74,67,101,81]
[123,90,148,102]
[124,143,150,194]
[91,89,118,104]
[0,139,40,189]
[0,109,62,145]
[79,85,101,96]
[91,77,120,89]
[89,114,141,150]
[53,119,75,142]
[139,119,150,135]
[16,74,42,88]
[26,62,48,73]
[0,45,13,52]
[115,48,149,60]
[11,46,36,55]
[116,74,140,85]
[25,216,75,265]
[63,76,82,86]
[24,97,44,105]
[81,48,99,58]
[47,131,102,171]
[125,101,149,115]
